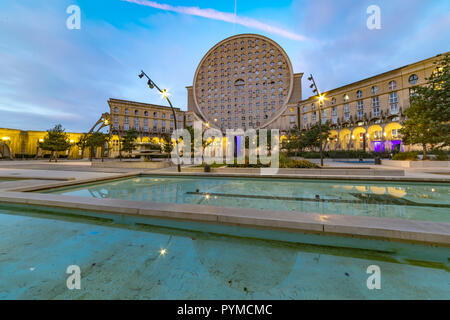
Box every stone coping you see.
[181,167,405,176]
[145,171,450,183]
[0,188,449,246]
[0,175,74,181]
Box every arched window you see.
[389,80,397,91]
[408,74,418,85]
[356,90,363,99]
[343,94,349,102]
[371,86,378,95]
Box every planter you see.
[381,160,450,168]
[91,160,171,169]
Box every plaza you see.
[0,31,449,300]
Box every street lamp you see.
[139,70,181,173]
[307,74,325,167]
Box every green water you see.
[0,205,448,300]
[44,175,450,222]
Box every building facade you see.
[298,54,446,152]
[0,128,85,159]
[2,35,445,160]
[187,34,304,132]
[108,34,446,154]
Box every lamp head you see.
[138,71,145,79]
[147,80,154,89]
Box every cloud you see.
[122,0,308,41]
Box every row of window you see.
[112,107,185,120]
[324,74,418,106]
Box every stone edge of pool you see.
[0,171,449,247]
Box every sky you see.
[0,0,449,132]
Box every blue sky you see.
[0,0,449,132]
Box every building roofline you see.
[108,98,184,111]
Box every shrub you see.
[433,150,449,161]
[392,151,418,161]
[288,150,391,159]
[279,153,320,168]
[288,160,320,168]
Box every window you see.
[408,74,418,85]
[144,111,148,116]
[371,86,378,95]
[344,104,350,121]
[389,92,399,114]
[389,80,397,91]
[331,98,336,105]
[343,94,349,102]
[134,117,139,130]
[356,90,363,99]
[409,88,417,98]
[312,112,316,122]
[113,107,118,113]
[135,110,139,116]
[321,109,327,124]
[372,96,380,117]
[392,129,400,138]
[357,100,364,119]
[143,118,148,132]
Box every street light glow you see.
[161,89,170,98]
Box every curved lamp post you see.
[139,71,181,173]
[307,74,324,167]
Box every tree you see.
[161,133,173,159]
[39,124,72,162]
[86,132,109,162]
[121,129,138,158]
[300,122,331,151]
[401,54,450,157]
[76,135,88,159]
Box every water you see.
[0,205,448,299]
[44,175,450,222]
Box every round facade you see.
[193,34,294,131]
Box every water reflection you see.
[49,177,450,222]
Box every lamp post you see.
[139,70,181,173]
[307,74,324,167]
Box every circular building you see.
[188,34,303,132]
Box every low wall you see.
[382,160,450,168]
[183,167,404,176]
[92,160,171,169]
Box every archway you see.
[328,130,338,150]
[367,125,383,152]
[0,142,12,159]
[339,129,351,150]
[352,127,366,150]
[384,122,403,152]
